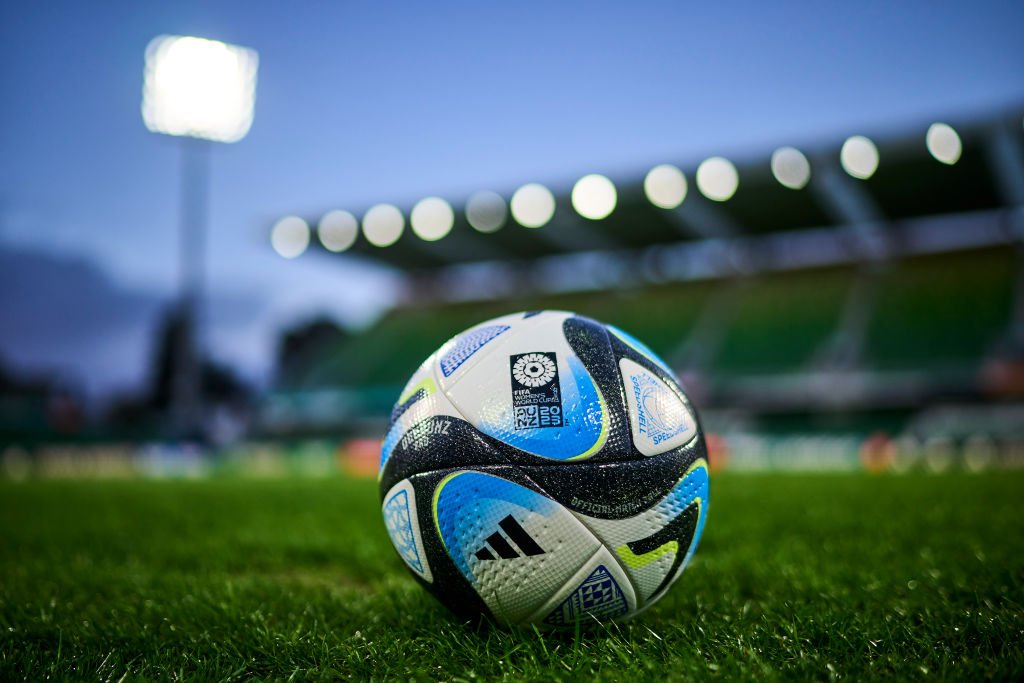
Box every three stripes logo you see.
[474,515,545,561]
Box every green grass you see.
[1,473,1021,681]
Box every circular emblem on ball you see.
[512,353,557,387]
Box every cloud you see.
[0,246,164,398]
[0,240,402,403]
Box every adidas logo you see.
[474,515,545,560]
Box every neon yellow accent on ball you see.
[616,459,708,568]
[617,539,679,568]
[567,381,609,461]
[608,327,652,361]
[399,376,436,404]
[431,471,463,552]
[686,458,708,477]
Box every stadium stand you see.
[709,266,855,376]
[864,246,1016,371]
[264,110,1024,440]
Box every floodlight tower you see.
[142,35,258,438]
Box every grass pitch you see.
[1,472,1021,681]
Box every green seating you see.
[290,284,714,389]
[864,247,1016,370]
[712,267,854,375]
[282,246,1019,392]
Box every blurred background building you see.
[263,111,1024,472]
[1,1,1022,474]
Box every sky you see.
[1,0,1022,399]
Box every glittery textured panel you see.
[521,444,701,520]
[560,316,635,464]
[379,416,503,493]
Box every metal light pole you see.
[172,138,209,435]
[142,35,258,438]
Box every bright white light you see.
[696,157,739,201]
[318,210,358,252]
[271,216,309,259]
[926,123,962,165]
[963,434,996,473]
[771,147,811,189]
[410,197,454,241]
[924,436,954,473]
[644,164,688,209]
[142,35,258,143]
[465,191,507,233]
[571,174,617,220]
[510,183,556,228]
[840,135,879,179]
[362,204,404,247]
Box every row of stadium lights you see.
[272,122,964,259]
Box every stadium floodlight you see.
[271,216,310,259]
[571,174,617,220]
[141,34,259,439]
[771,147,812,190]
[926,123,962,165]
[318,210,359,252]
[840,135,879,179]
[696,157,739,202]
[644,164,687,209]
[363,204,405,247]
[465,191,507,233]
[510,183,556,228]
[411,197,455,241]
[143,35,258,143]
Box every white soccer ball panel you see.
[381,478,433,583]
[439,312,608,461]
[619,358,697,456]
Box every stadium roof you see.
[270,108,1024,271]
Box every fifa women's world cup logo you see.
[510,352,563,429]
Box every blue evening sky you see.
[1,1,1021,394]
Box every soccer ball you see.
[379,311,708,626]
